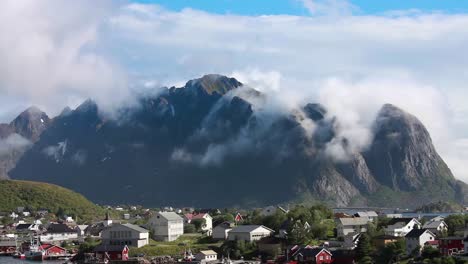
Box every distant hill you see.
[0,180,104,221]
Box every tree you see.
[376,240,406,263]
[0,216,13,226]
[355,233,373,263]
[422,246,441,259]
[184,224,196,233]
[444,215,465,236]
[192,219,206,232]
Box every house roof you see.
[198,250,217,255]
[157,212,183,221]
[423,221,446,229]
[229,225,274,233]
[15,224,33,230]
[185,213,209,220]
[94,244,128,252]
[387,218,416,226]
[356,211,378,217]
[405,229,434,238]
[214,222,234,230]
[337,217,369,226]
[47,223,76,233]
[121,223,148,233]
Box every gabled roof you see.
[157,212,183,221]
[229,225,274,233]
[423,221,447,229]
[387,218,417,226]
[355,211,378,217]
[15,224,33,230]
[214,222,234,230]
[47,223,76,233]
[405,229,434,238]
[198,250,217,255]
[337,217,369,226]
[121,223,148,233]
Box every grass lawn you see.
[129,233,223,257]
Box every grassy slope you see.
[0,180,104,222]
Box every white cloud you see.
[0,134,31,156]
[1,1,468,181]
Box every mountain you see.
[0,107,50,178]
[0,180,104,221]
[3,74,466,208]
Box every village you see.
[1,204,468,264]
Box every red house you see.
[438,237,464,256]
[94,244,129,261]
[39,244,67,256]
[290,246,332,264]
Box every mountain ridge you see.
[2,74,466,208]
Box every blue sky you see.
[136,0,468,15]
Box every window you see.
[320,256,323,260]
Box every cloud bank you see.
[1,1,468,181]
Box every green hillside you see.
[0,180,105,222]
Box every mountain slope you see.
[5,74,466,208]
[0,180,104,221]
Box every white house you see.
[40,223,78,242]
[148,212,184,241]
[335,217,369,238]
[212,222,234,240]
[385,218,421,237]
[15,223,41,233]
[77,225,88,236]
[184,213,213,235]
[196,250,218,262]
[227,225,274,242]
[101,223,149,248]
[423,221,448,235]
[405,229,436,256]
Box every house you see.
[184,213,213,235]
[354,211,378,222]
[405,229,436,256]
[290,246,332,264]
[227,225,274,242]
[40,223,78,242]
[373,235,401,249]
[234,213,244,222]
[385,218,421,237]
[335,217,369,238]
[93,244,129,261]
[101,223,149,248]
[77,225,88,236]
[212,222,234,240]
[39,244,67,257]
[195,250,218,261]
[438,237,464,256]
[148,212,184,241]
[279,219,310,239]
[0,239,17,255]
[423,221,448,235]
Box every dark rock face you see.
[3,75,465,207]
[365,104,454,191]
[0,107,50,178]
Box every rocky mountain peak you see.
[10,106,50,142]
[185,74,242,95]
